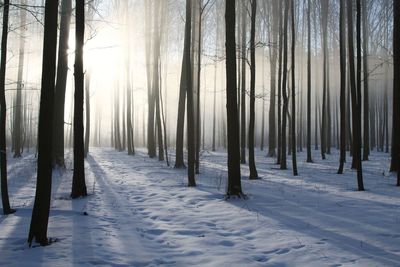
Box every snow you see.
[0,148,400,266]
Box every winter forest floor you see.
[0,147,399,266]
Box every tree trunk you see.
[268,0,279,157]
[291,0,298,176]
[71,0,87,198]
[338,0,346,174]
[184,0,196,186]
[306,0,312,163]
[361,0,369,161]
[225,0,243,197]
[393,0,400,185]
[280,0,289,170]
[28,0,59,246]
[240,1,247,164]
[277,0,283,164]
[248,0,258,180]
[0,0,14,215]
[52,0,72,167]
[13,1,26,158]
[145,1,156,158]
[174,0,190,168]
[347,0,364,190]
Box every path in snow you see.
[0,148,399,266]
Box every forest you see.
[0,0,400,266]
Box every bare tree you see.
[28,0,59,246]
[225,0,243,197]
[0,0,15,215]
[248,0,258,180]
[71,0,87,198]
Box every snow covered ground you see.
[0,147,400,266]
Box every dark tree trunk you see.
[153,0,164,162]
[13,1,26,158]
[306,0,312,163]
[362,0,369,161]
[175,0,191,168]
[0,0,14,215]
[53,0,72,167]
[290,0,298,176]
[277,0,283,164]
[145,1,156,158]
[184,0,196,187]
[248,0,258,180]
[393,0,400,185]
[280,0,289,170]
[320,0,329,160]
[28,0,59,246]
[347,0,364,191]
[225,0,243,197]
[195,0,203,174]
[71,0,87,199]
[338,0,346,174]
[240,1,247,164]
[268,0,279,157]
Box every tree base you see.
[3,208,16,215]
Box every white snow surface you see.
[0,148,400,267]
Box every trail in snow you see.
[0,148,399,266]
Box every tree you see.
[280,0,289,170]
[28,0,59,246]
[268,0,279,158]
[145,0,156,159]
[320,0,329,160]
[71,0,87,198]
[248,0,258,180]
[0,0,15,215]
[225,0,243,197]
[13,0,27,158]
[53,0,72,167]
[290,0,298,176]
[393,0,400,185]
[338,0,346,174]
[362,0,369,161]
[184,0,196,186]
[306,0,312,163]
[347,0,364,191]
[240,0,247,164]
[152,0,165,161]
[175,0,192,168]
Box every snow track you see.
[0,148,400,266]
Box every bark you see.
[290,0,298,176]
[280,0,289,170]
[71,0,87,198]
[53,0,72,167]
[338,0,346,174]
[393,0,400,184]
[347,0,364,190]
[225,0,243,197]
[13,0,26,158]
[0,0,14,215]
[268,0,279,157]
[184,0,196,186]
[28,0,59,246]
[175,0,190,168]
[306,0,312,163]
[240,0,247,164]
[362,0,369,161]
[248,0,258,180]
